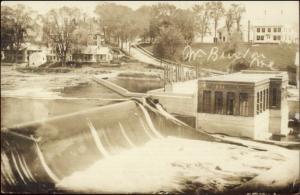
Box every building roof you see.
[200,70,288,83]
[251,23,284,27]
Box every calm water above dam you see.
[109,77,164,93]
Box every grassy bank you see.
[141,42,298,71]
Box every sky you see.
[2,1,299,28]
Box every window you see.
[262,28,265,32]
[266,89,269,109]
[260,91,263,113]
[278,28,281,32]
[277,35,281,40]
[239,93,249,116]
[256,92,260,114]
[257,35,260,40]
[268,28,271,32]
[226,92,235,115]
[273,36,277,40]
[203,91,211,113]
[274,28,277,32]
[215,91,223,114]
[263,90,266,111]
[272,88,277,107]
[261,35,264,40]
[257,28,260,32]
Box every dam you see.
[1,99,215,193]
[1,98,299,194]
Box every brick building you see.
[197,70,289,139]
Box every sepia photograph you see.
[1,1,299,194]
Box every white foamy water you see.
[1,66,89,99]
[56,137,298,194]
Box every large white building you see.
[215,23,298,44]
[252,24,298,44]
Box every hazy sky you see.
[2,1,299,27]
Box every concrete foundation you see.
[197,113,255,138]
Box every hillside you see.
[140,43,298,72]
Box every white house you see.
[28,51,47,67]
[72,45,113,63]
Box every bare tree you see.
[208,1,225,43]
[231,4,246,32]
[42,7,81,66]
[225,7,235,38]
[193,3,211,43]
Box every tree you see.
[193,3,211,43]
[149,19,160,44]
[1,5,36,62]
[173,9,196,45]
[42,7,81,66]
[72,16,99,52]
[231,4,246,32]
[1,6,14,50]
[148,3,177,43]
[94,3,133,47]
[134,6,153,42]
[208,1,225,43]
[224,31,243,55]
[225,7,235,37]
[153,26,184,60]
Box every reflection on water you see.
[109,77,164,93]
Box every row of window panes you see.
[257,35,281,41]
[257,35,265,40]
[202,91,249,116]
[257,27,281,33]
[256,88,269,115]
[273,35,281,40]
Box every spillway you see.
[1,99,215,193]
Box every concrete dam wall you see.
[1,100,214,193]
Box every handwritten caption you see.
[182,45,275,69]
